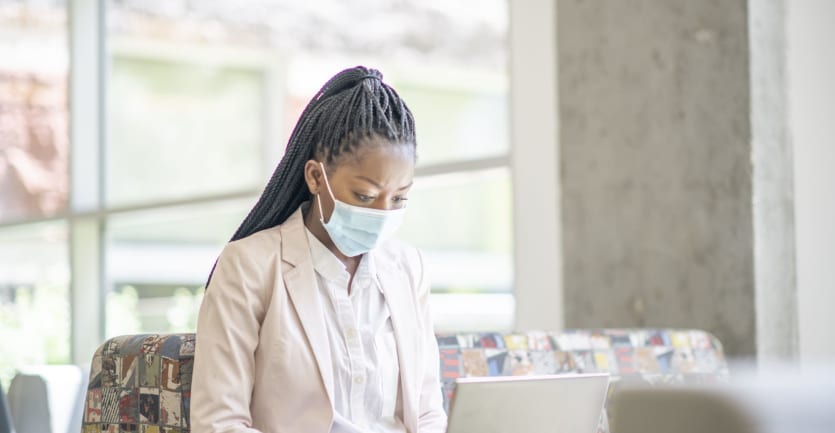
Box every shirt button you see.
[346,328,357,339]
[354,375,364,384]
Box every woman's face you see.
[305,138,415,221]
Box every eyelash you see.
[354,193,408,203]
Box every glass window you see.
[394,75,508,166]
[0,0,512,379]
[398,168,513,293]
[106,53,271,206]
[0,1,69,222]
[105,198,252,337]
[283,61,509,167]
[105,0,511,298]
[0,222,70,388]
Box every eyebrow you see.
[355,175,413,191]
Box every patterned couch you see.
[81,329,728,433]
[435,329,728,432]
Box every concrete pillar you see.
[558,0,795,359]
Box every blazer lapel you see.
[376,258,419,431]
[280,209,335,405]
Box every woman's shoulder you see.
[375,240,431,304]
[375,238,425,276]
[220,224,285,263]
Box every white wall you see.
[788,0,835,363]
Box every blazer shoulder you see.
[376,239,426,290]
[220,225,284,266]
[376,238,422,268]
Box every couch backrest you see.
[81,329,727,433]
[81,334,195,433]
[436,329,729,433]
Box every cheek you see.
[315,188,336,221]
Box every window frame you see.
[0,0,563,364]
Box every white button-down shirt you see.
[305,228,406,433]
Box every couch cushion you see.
[82,329,727,433]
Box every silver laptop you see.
[447,373,610,433]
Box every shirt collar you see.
[303,226,378,285]
[304,226,349,283]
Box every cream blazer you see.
[191,208,447,433]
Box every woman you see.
[190,66,448,433]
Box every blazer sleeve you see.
[414,248,448,433]
[191,241,270,433]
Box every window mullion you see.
[510,0,562,331]
[68,0,106,365]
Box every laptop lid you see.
[447,373,610,433]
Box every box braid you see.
[205,66,416,288]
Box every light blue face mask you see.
[316,162,407,257]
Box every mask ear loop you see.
[316,162,336,223]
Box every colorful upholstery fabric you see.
[82,334,195,433]
[81,329,726,433]
[436,329,729,433]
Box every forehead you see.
[331,141,415,183]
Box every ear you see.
[303,160,324,194]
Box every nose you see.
[372,201,393,211]
[372,196,401,211]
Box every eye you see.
[354,193,375,202]
[393,196,409,203]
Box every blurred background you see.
[0,0,833,395]
[0,0,512,387]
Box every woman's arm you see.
[191,241,269,433]
[414,248,448,433]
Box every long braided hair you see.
[205,66,416,288]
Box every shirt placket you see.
[331,277,368,428]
